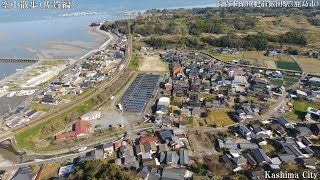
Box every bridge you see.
[0,58,39,62]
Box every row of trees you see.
[202,33,269,50]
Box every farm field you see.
[295,56,320,74]
[264,61,277,69]
[206,109,234,127]
[275,61,301,71]
[268,77,299,87]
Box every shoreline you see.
[118,3,216,16]
[0,25,111,84]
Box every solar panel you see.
[120,73,160,113]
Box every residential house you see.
[309,77,320,87]
[103,142,114,157]
[135,144,145,156]
[297,157,317,169]
[158,130,173,142]
[144,142,157,154]
[251,148,271,165]
[231,155,247,172]
[283,144,304,158]
[277,153,296,164]
[118,155,139,170]
[158,143,169,152]
[173,67,183,77]
[236,125,252,140]
[156,97,170,115]
[238,140,259,150]
[55,120,92,140]
[11,167,37,180]
[173,128,186,137]
[310,123,320,136]
[139,136,159,145]
[179,149,189,166]
[296,126,313,137]
[270,157,282,170]
[146,169,161,180]
[164,78,173,91]
[161,167,188,180]
[58,164,74,177]
[232,75,248,93]
[305,107,320,122]
[268,123,287,137]
[265,49,278,57]
[243,153,257,167]
[245,167,266,180]
[113,138,124,151]
[218,137,237,149]
[162,151,179,166]
[41,95,58,105]
[298,136,313,147]
[276,117,294,129]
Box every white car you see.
[78,147,87,152]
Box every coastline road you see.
[79,27,115,59]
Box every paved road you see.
[0,124,159,169]
[261,91,288,121]
[261,81,300,121]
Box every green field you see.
[283,77,300,87]
[269,78,284,87]
[15,98,95,150]
[269,76,299,87]
[284,99,320,121]
[206,110,234,127]
[275,61,301,71]
[29,102,52,112]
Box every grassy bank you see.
[129,52,138,70]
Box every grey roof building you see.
[251,148,271,165]
[179,149,189,165]
[161,167,186,180]
[11,167,37,180]
[283,144,304,158]
[166,151,179,166]
[277,154,296,163]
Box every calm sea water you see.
[0,62,33,80]
[0,0,215,80]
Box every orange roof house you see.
[56,120,92,140]
[139,136,159,145]
[173,67,183,77]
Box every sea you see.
[0,0,216,80]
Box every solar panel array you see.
[121,73,160,113]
